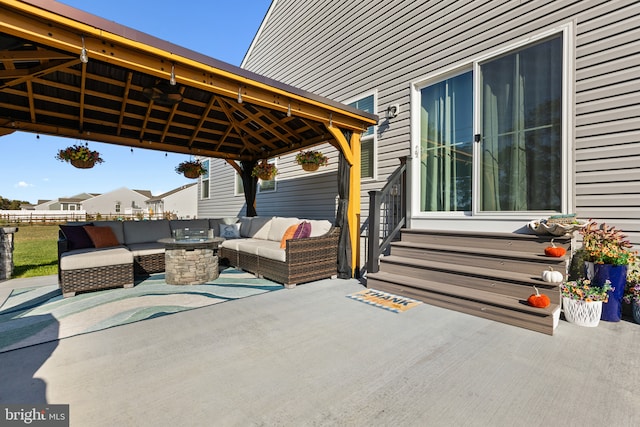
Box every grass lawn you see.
[11,224,59,278]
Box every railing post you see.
[399,156,407,223]
[367,190,382,274]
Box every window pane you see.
[349,95,374,137]
[361,137,373,179]
[201,180,209,199]
[480,36,562,211]
[201,160,209,179]
[235,174,244,195]
[419,72,473,212]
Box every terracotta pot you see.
[301,163,320,172]
[70,159,95,169]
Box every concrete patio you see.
[1,274,639,426]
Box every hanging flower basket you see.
[70,159,96,169]
[295,150,328,172]
[301,163,320,172]
[56,144,104,169]
[251,160,278,180]
[175,160,206,179]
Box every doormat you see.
[347,289,422,313]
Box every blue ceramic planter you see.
[585,262,627,322]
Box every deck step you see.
[399,229,571,253]
[379,255,561,304]
[366,228,572,335]
[390,241,568,276]
[367,271,560,335]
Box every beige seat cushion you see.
[60,247,133,270]
[220,238,260,251]
[255,241,287,262]
[127,242,165,257]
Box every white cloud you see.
[15,181,34,188]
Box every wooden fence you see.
[0,210,168,225]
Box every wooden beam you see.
[0,121,251,159]
[188,94,216,147]
[325,125,354,165]
[225,159,242,175]
[117,72,133,136]
[0,2,376,132]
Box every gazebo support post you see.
[327,126,362,278]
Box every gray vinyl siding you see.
[235,0,640,243]
[574,1,640,245]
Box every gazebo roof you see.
[0,0,377,161]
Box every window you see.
[415,33,564,214]
[200,159,210,199]
[348,94,376,179]
[235,173,244,196]
[258,158,277,193]
[115,202,121,213]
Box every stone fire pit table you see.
[158,237,224,285]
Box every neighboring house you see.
[224,0,639,247]
[81,187,151,217]
[146,183,198,219]
[34,193,94,211]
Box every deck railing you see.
[364,157,407,275]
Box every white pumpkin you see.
[541,267,563,283]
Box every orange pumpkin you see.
[527,286,551,308]
[544,239,567,257]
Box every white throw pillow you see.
[219,223,241,239]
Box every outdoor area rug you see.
[0,268,282,353]
[347,289,423,313]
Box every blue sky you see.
[0,0,272,204]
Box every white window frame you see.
[345,90,378,181]
[410,23,573,220]
[200,159,210,199]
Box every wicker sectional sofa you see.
[218,216,339,288]
[58,216,339,296]
[57,218,225,297]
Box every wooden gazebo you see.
[0,0,377,276]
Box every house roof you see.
[0,0,378,162]
[146,183,197,202]
[133,189,153,199]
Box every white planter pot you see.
[562,297,602,327]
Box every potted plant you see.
[623,262,640,324]
[580,221,637,321]
[560,278,612,327]
[175,160,206,179]
[295,150,328,172]
[251,160,278,180]
[56,144,104,169]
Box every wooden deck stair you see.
[366,229,572,335]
